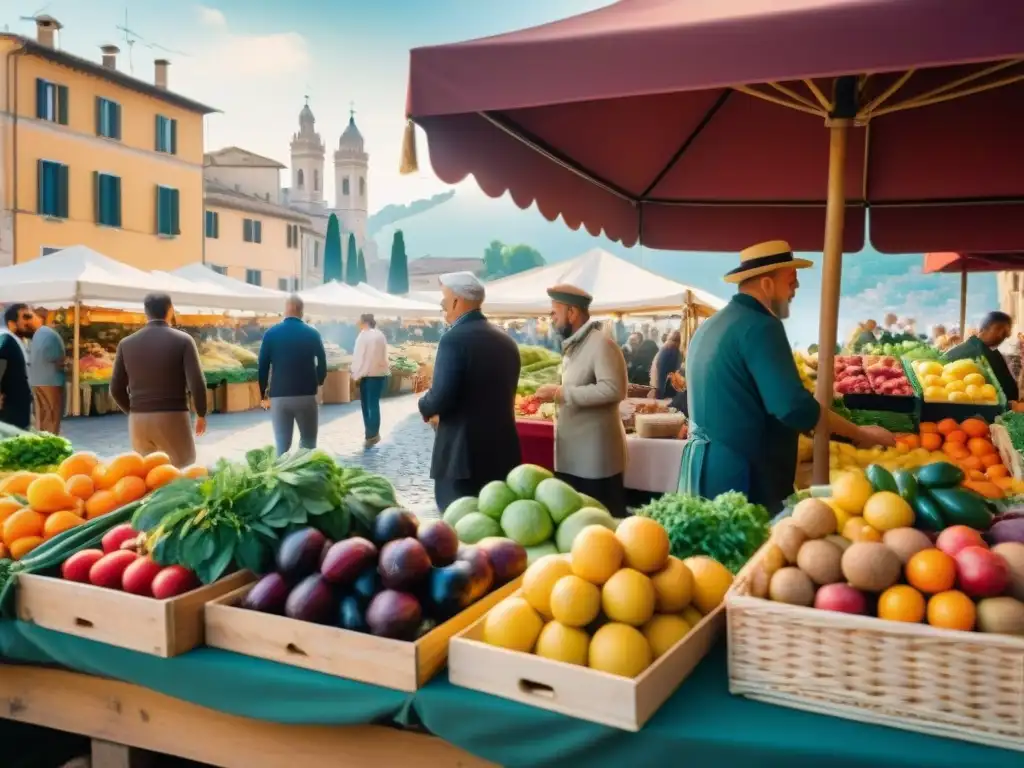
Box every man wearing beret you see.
[682,241,895,513]
[419,271,521,511]
[535,284,629,516]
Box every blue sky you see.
[8,1,998,344]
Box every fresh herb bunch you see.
[636,491,770,574]
[1000,412,1024,454]
[0,432,72,471]
[132,448,396,584]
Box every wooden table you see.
[0,665,496,768]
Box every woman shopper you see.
[351,313,390,447]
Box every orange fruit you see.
[962,480,1003,500]
[65,474,95,500]
[878,585,926,623]
[182,465,209,479]
[145,464,181,491]
[0,497,21,524]
[26,474,78,514]
[0,471,39,495]
[57,451,100,480]
[960,418,989,439]
[896,434,920,450]
[994,477,1015,491]
[943,443,970,460]
[920,433,943,451]
[936,418,959,436]
[919,422,938,434]
[960,455,983,472]
[91,464,112,490]
[967,438,996,457]
[142,451,172,474]
[112,475,147,505]
[966,469,986,482]
[906,548,956,594]
[927,590,976,631]
[84,490,120,519]
[106,452,147,482]
[986,464,1009,480]
[944,430,967,445]
[2,507,45,547]
[980,453,1002,468]
[43,510,84,539]
[8,536,43,560]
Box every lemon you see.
[963,373,986,387]
[649,556,694,612]
[521,555,573,618]
[924,386,946,402]
[681,606,704,627]
[570,526,624,585]
[683,555,734,614]
[831,471,873,515]
[945,379,966,392]
[601,568,655,626]
[549,574,601,627]
[863,491,915,531]
[642,614,690,658]
[823,498,852,532]
[588,623,652,678]
[483,597,544,652]
[534,621,590,666]
[947,391,971,403]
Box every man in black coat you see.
[0,304,36,430]
[419,272,521,511]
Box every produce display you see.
[830,404,915,433]
[833,355,872,396]
[517,345,561,396]
[442,464,618,563]
[635,491,770,574]
[241,511,527,639]
[910,358,1001,405]
[997,412,1024,456]
[199,339,259,385]
[857,338,940,360]
[78,341,115,383]
[389,356,419,376]
[861,355,914,397]
[480,518,733,677]
[0,428,72,471]
[793,351,818,395]
[0,451,204,562]
[828,441,947,478]
[323,341,351,371]
[747,495,1024,637]
[514,394,555,420]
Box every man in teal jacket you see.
[683,241,895,513]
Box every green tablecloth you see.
[1,620,1019,767]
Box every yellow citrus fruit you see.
[549,574,601,628]
[862,491,915,532]
[601,568,655,626]
[831,471,873,515]
[521,555,573,618]
[649,556,694,613]
[534,621,590,666]
[681,606,704,627]
[482,597,544,652]
[588,623,652,678]
[642,614,690,658]
[614,516,669,573]
[570,526,624,585]
[683,555,734,614]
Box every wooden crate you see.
[247,381,262,408]
[448,593,725,731]
[322,369,351,404]
[205,577,522,692]
[223,383,251,413]
[727,544,1024,751]
[16,570,253,657]
[991,423,1024,480]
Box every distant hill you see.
[367,190,456,237]
[372,185,998,347]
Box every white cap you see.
[439,271,485,301]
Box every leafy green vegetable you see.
[831,404,914,433]
[0,432,72,471]
[636,491,770,574]
[1000,412,1024,454]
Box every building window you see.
[210,264,227,275]
[278,278,290,291]
[41,247,63,256]
[296,169,304,189]
[245,269,262,286]
[313,169,319,192]
[155,115,177,154]
[359,176,365,197]
[286,223,300,249]
[36,160,69,218]
[156,185,180,236]
[35,79,68,125]
[342,178,350,196]
[313,241,320,267]
[95,97,121,140]
[93,172,122,227]
[243,218,262,243]
[205,210,219,238]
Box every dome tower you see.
[289,96,325,209]
[334,104,368,247]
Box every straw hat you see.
[724,240,813,284]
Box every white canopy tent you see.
[298,281,402,319]
[355,283,439,316]
[170,263,290,301]
[482,248,726,317]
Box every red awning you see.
[407,0,1024,253]
[923,252,1024,274]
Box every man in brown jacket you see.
[110,293,207,467]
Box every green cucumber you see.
[928,487,993,531]
[916,462,965,490]
[866,465,898,494]
[893,469,918,505]
[911,492,946,532]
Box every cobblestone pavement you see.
[61,394,439,516]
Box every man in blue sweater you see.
[258,295,327,455]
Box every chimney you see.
[100,44,120,70]
[35,15,62,49]
[154,59,169,90]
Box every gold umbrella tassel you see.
[399,119,419,174]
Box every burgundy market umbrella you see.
[923,252,1024,332]
[404,0,1024,482]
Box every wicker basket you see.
[727,544,1024,751]
[634,413,685,439]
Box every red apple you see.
[936,525,987,558]
[955,546,1010,598]
[814,583,867,615]
[151,565,200,600]
[101,523,138,554]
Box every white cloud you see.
[196,6,227,28]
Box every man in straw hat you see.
[682,241,895,513]
[419,271,521,511]
[534,284,629,516]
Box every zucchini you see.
[928,487,993,531]
[911,492,946,532]
[866,464,898,494]
[916,462,965,490]
[893,469,918,505]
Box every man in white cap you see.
[534,283,629,516]
[682,241,895,513]
[419,271,521,511]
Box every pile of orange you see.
[915,418,1015,499]
[877,548,977,631]
[0,451,207,561]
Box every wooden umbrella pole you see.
[811,119,852,485]
[71,298,81,418]
[959,266,968,334]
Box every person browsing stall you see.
[943,311,1018,401]
[29,308,66,434]
[351,313,390,448]
[683,241,896,514]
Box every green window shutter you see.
[35,79,47,119]
[114,103,122,140]
[156,187,165,234]
[95,97,102,135]
[93,171,101,222]
[254,220,262,243]
[170,189,180,235]
[243,219,251,242]
[170,119,178,155]
[36,159,46,213]
[56,164,69,218]
[57,85,68,125]
[155,116,162,151]
[112,176,122,227]
[214,212,219,238]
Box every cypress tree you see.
[387,230,409,294]
[322,214,343,282]
[345,233,359,285]
[357,248,367,284]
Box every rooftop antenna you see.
[116,7,190,75]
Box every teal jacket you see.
[685,294,820,511]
